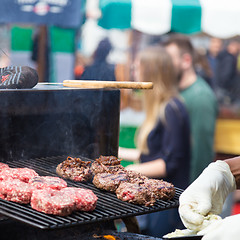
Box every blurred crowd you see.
[196,37,240,107]
[75,34,240,108]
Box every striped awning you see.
[98,0,240,38]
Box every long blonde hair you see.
[136,46,178,154]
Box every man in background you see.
[215,39,240,104]
[164,34,218,183]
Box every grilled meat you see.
[116,182,155,206]
[125,170,148,184]
[56,156,92,182]
[96,155,121,165]
[142,178,175,200]
[90,155,124,175]
[92,171,129,192]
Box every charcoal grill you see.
[0,155,183,230]
[0,85,183,239]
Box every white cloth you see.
[179,160,236,231]
[200,214,240,240]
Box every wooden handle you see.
[63,80,153,89]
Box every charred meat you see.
[56,156,92,182]
[116,181,155,206]
[92,171,129,192]
[90,155,124,175]
[142,178,175,200]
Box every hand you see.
[125,163,141,172]
[199,214,240,240]
[179,160,236,231]
[118,147,140,162]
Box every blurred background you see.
[1,0,240,165]
[1,0,240,230]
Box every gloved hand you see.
[199,214,240,240]
[179,160,236,231]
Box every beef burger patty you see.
[116,182,156,206]
[62,187,98,211]
[90,155,124,175]
[29,176,67,190]
[0,167,39,182]
[0,179,35,204]
[31,188,76,216]
[93,171,129,192]
[56,156,92,182]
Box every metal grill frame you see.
[0,156,183,229]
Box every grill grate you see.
[0,156,183,229]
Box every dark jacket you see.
[215,50,237,90]
[78,38,116,81]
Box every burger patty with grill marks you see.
[116,181,156,206]
[142,178,175,200]
[115,177,175,206]
[92,171,129,192]
[56,156,92,182]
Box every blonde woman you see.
[119,46,191,237]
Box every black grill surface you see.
[0,156,183,230]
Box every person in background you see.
[206,37,223,90]
[195,48,214,89]
[178,156,240,240]
[119,46,191,237]
[163,34,234,219]
[163,34,218,182]
[214,39,239,104]
[78,37,116,81]
[227,39,240,104]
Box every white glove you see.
[179,160,236,231]
[199,214,240,240]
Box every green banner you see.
[171,0,201,34]
[98,0,131,30]
[11,26,34,51]
[50,27,75,53]
[11,25,75,53]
